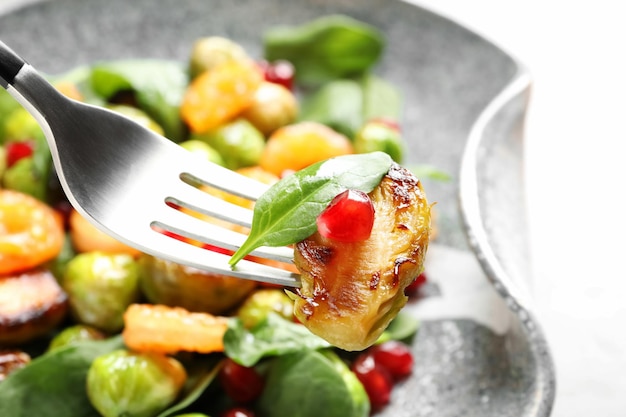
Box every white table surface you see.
[2,0,624,415]
[411,1,626,415]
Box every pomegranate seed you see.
[370,341,414,380]
[219,358,265,403]
[350,353,393,411]
[404,272,428,297]
[258,59,295,91]
[220,407,256,417]
[316,189,375,243]
[5,140,35,168]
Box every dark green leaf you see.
[264,15,384,86]
[361,74,401,122]
[229,152,392,265]
[223,313,331,367]
[0,336,124,417]
[299,75,401,139]
[298,79,363,137]
[257,350,370,417]
[90,60,188,141]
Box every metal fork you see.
[0,41,300,287]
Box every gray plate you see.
[0,0,555,415]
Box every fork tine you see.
[181,160,270,201]
[145,230,300,287]
[152,206,294,264]
[167,178,254,228]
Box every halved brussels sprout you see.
[139,254,257,315]
[292,164,430,351]
[237,288,294,329]
[87,349,187,417]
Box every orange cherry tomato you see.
[260,121,354,176]
[0,189,65,275]
[180,60,263,133]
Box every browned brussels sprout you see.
[292,164,431,351]
[139,254,257,315]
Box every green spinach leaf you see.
[299,74,401,138]
[229,152,392,265]
[257,350,370,417]
[264,14,384,86]
[224,313,331,367]
[0,336,124,417]
[90,60,188,141]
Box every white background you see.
[411,1,626,415]
[2,0,625,414]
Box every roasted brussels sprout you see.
[63,252,140,333]
[292,164,430,351]
[192,118,265,170]
[353,119,405,163]
[139,254,257,315]
[237,288,294,329]
[2,156,47,201]
[47,324,106,351]
[241,81,298,136]
[0,269,68,346]
[189,36,251,78]
[87,349,187,417]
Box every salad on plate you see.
[0,15,438,417]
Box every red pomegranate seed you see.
[220,407,256,417]
[350,353,393,411]
[370,341,414,380]
[5,140,35,168]
[258,59,295,91]
[219,358,265,403]
[316,189,375,243]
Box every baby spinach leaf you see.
[264,14,384,86]
[257,350,370,417]
[229,152,392,266]
[0,335,124,417]
[299,74,401,138]
[361,73,401,122]
[223,313,331,367]
[90,59,188,141]
[298,79,363,137]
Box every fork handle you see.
[0,40,26,89]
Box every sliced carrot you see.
[122,304,229,354]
